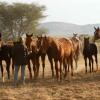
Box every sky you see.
[2,0,100,25]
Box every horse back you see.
[58,38,74,57]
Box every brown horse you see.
[58,38,74,78]
[71,33,82,69]
[37,36,74,81]
[25,34,46,78]
[94,27,100,41]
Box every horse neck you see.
[84,41,90,48]
[48,37,58,47]
[25,37,32,47]
[51,38,63,53]
[43,37,57,53]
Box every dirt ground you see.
[0,54,100,100]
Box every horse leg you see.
[67,59,70,72]
[70,57,73,76]
[12,58,14,75]
[41,54,45,78]
[0,61,4,82]
[54,60,59,81]
[91,57,94,72]
[6,58,10,80]
[31,59,36,79]
[27,60,32,79]
[35,57,40,78]
[63,58,67,78]
[84,57,87,73]
[89,57,92,73]
[48,56,54,78]
[74,55,78,70]
[67,64,69,72]
[94,54,98,71]
[59,60,63,81]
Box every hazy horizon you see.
[40,21,100,26]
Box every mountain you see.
[39,22,100,36]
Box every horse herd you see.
[0,27,100,83]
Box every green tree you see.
[0,2,46,40]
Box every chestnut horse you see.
[83,37,98,73]
[37,36,74,81]
[25,34,46,78]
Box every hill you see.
[40,22,100,36]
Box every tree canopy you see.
[0,2,46,40]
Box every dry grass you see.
[0,54,100,100]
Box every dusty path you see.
[0,54,100,100]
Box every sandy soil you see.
[0,54,100,100]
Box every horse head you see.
[25,33,33,51]
[94,27,100,41]
[37,35,49,54]
[84,37,90,47]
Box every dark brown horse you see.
[37,36,74,81]
[0,41,12,82]
[83,37,98,73]
[94,27,100,41]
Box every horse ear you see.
[44,35,47,39]
[26,33,29,37]
[30,33,33,37]
[37,35,42,39]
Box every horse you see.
[58,38,74,78]
[25,34,46,79]
[6,40,15,74]
[94,27,100,41]
[71,33,82,69]
[37,36,74,81]
[0,41,12,82]
[83,37,98,73]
